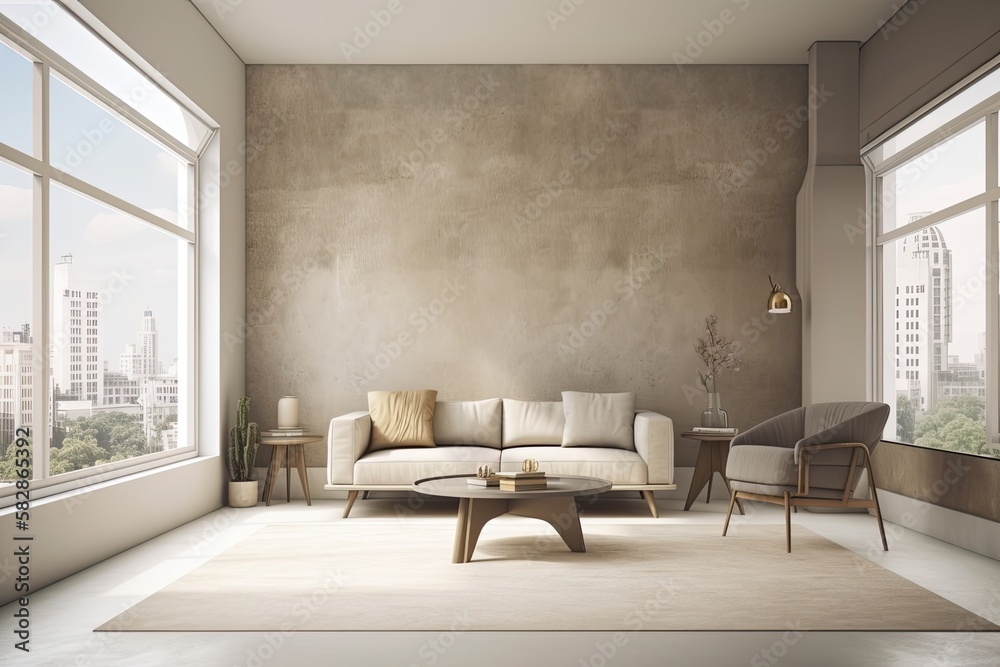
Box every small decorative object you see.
[767,276,792,314]
[522,458,539,473]
[227,396,260,508]
[695,315,742,428]
[476,465,494,478]
[277,395,299,429]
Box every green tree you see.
[915,395,989,456]
[0,436,31,483]
[50,437,107,473]
[896,395,916,443]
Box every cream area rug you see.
[97,522,998,632]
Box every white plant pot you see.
[228,480,259,508]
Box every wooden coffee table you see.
[413,474,612,563]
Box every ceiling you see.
[190,0,899,65]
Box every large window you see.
[865,64,1000,458]
[0,1,210,498]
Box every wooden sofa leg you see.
[343,490,359,518]
[784,492,792,553]
[362,490,370,500]
[641,490,658,518]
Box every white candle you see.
[277,396,299,428]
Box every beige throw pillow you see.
[368,390,438,450]
[561,391,636,450]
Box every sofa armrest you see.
[328,411,372,485]
[634,411,674,484]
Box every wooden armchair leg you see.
[722,489,738,536]
[784,492,792,553]
[867,467,888,552]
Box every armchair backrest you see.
[801,402,890,453]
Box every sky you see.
[0,11,194,370]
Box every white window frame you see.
[863,57,1000,453]
[0,4,214,503]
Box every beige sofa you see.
[326,398,676,517]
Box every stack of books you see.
[691,426,738,435]
[495,470,547,491]
[260,428,306,437]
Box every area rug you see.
[97,522,998,632]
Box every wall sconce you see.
[768,276,792,314]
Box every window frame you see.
[863,57,1000,455]
[0,4,213,503]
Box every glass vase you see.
[700,392,729,428]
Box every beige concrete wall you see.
[245,65,806,470]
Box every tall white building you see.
[52,255,103,404]
[894,217,953,413]
[119,309,160,379]
[0,324,33,454]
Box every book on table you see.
[494,471,547,479]
[467,477,500,487]
[690,427,739,435]
[499,478,548,491]
[261,428,306,436]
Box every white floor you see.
[3,493,1000,667]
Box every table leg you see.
[263,446,283,506]
[285,447,292,503]
[508,497,586,552]
[294,444,311,506]
[461,499,508,563]
[452,498,470,564]
[684,442,715,511]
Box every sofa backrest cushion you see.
[368,389,438,450]
[502,399,565,447]
[561,391,636,450]
[434,398,502,448]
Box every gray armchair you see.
[722,401,890,552]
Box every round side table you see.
[258,433,324,506]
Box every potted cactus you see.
[227,396,260,508]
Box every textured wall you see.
[245,65,806,468]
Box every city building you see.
[893,217,954,413]
[0,324,32,454]
[51,254,103,405]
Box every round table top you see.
[413,474,612,499]
[258,433,324,445]
[680,431,738,442]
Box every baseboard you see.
[877,489,1000,561]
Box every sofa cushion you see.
[354,446,501,485]
[434,399,502,448]
[499,446,647,484]
[502,399,565,447]
[561,391,636,450]
[727,444,856,491]
[367,389,437,451]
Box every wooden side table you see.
[681,431,744,514]
[258,433,324,506]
